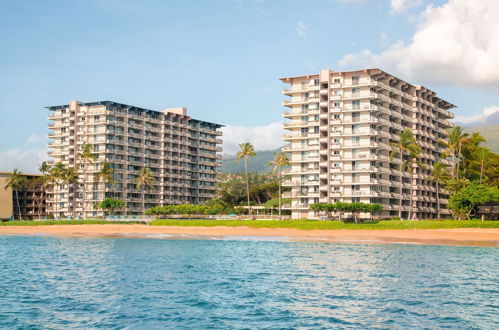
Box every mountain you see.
[220,149,281,174]
[464,124,499,153]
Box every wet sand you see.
[1,224,499,247]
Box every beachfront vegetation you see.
[311,202,383,222]
[150,219,499,230]
[215,173,289,212]
[2,219,499,230]
[4,169,27,220]
[236,142,256,214]
[99,198,125,215]
[0,220,142,226]
[448,182,499,220]
[435,126,499,219]
[390,129,423,220]
[268,151,291,217]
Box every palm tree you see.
[4,169,26,220]
[79,143,96,215]
[95,162,115,191]
[62,167,79,219]
[39,161,51,175]
[95,162,115,215]
[404,142,423,221]
[50,162,66,219]
[236,143,255,215]
[474,147,490,184]
[427,162,450,219]
[389,129,417,219]
[269,152,290,218]
[439,126,468,180]
[134,167,156,216]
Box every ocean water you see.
[0,235,497,329]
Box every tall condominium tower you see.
[46,101,223,218]
[281,69,454,220]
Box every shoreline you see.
[1,224,499,247]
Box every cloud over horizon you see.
[0,146,47,174]
[339,0,499,90]
[454,106,499,126]
[221,122,285,155]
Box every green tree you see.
[61,167,78,218]
[426,162,450,219]
[439,126,469,180]
[99,198,125,216]
[469,147,491,184]
[390,129,420,219]
[39,161,51,175]
[311,202,383,222]
[78,143,96,214]
[95,162,115,205]
[236,142,255,215]
[448,181,499,219]
[49,162,66,219]
[4,169,26,220]
[134,167,156,215]
[268,152,290,217]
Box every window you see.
[333,78,341,83]
[352,100,360,109]
[333,114,340,119]
[333,102,340,107]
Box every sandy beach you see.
[1,224,499,247]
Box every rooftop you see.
[46,100,224,128]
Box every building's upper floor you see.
[280,68,455,119]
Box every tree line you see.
[388,126,498,220]
[4,143,157,219]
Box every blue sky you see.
[0,0,498,171]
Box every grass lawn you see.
[1,219,498,230]
[0,220,143,226]
[150,219,499,230]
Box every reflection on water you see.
[0,236,497,328]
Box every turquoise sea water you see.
[0,235,497,329]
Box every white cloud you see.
[25,134,42,145]
[0,146,47,173]
[296,21,307,38]
[454,106,499,126]
[389,0,422,14]
[338,0,499,90]
[221,122,286,155]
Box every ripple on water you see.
[0,236,497,329]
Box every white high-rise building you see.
[281,69,454,220]
[46,100,223,218]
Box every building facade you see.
[46,101,223,218]
[281,69,454,219]
[0,172,46,220]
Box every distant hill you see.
[221,149,281,174]
[464,124,499,153]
